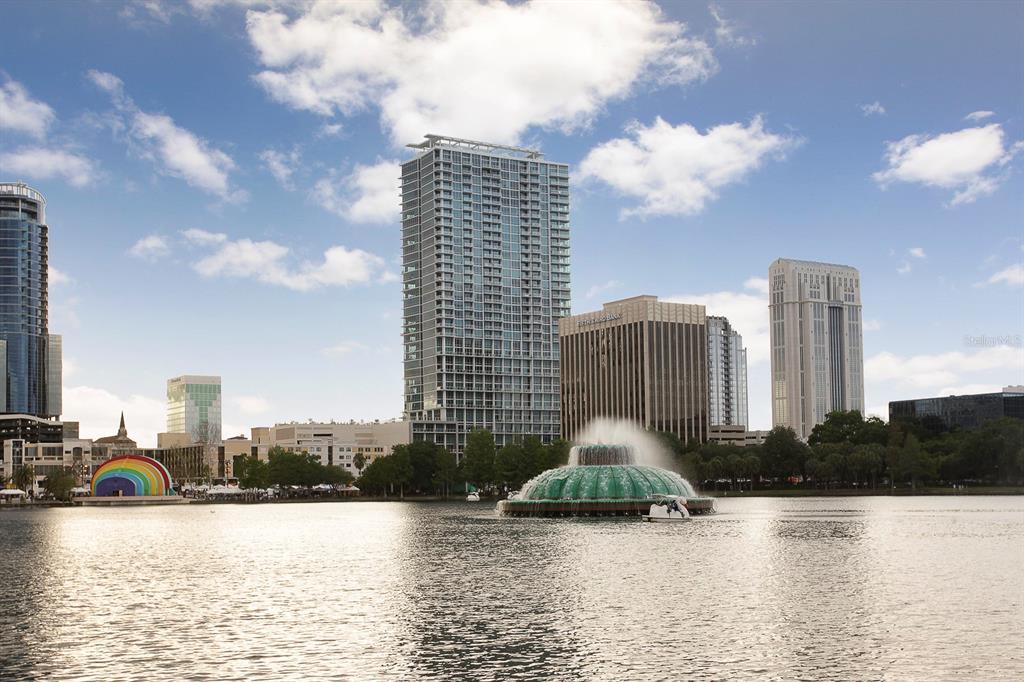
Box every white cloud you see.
[908,247,926,259]
[984,264,1024,287]
[578,116,798,218]
[0,78,56,138]
[64,384,166,449]
[48,266,71,286]
[667,277,767,364]
[247,0,717,146]
[709,4,754,47]
[0,147,95,187]
[190,234,392,291]
[863,319,882,332]
[897,261,912,275]
[872,123,1023,206]
[317,122,344,138]
[87,69,245,202]
[865,345,1022,389]
[311,159,400,224]
[234,395,271,414]
[936,383,1002,396]
[259,147,301,190]
[585,280,622,299]
[860,101,886,117]
[965,111,995,122]
[182,227,228,245]
[128,234,171,260]
[322,341,368,356]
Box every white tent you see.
[0,489,27,497]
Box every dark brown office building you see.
[560,296,708,444]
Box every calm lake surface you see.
[1,496,1022,681]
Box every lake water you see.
[1,496,1022,681]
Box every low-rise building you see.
[707,424,769,447]
[889,389,1024,431]
[252,420,411,473]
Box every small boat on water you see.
[466,491,481,502]
[642,495,691,522]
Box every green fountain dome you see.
[519,464,697,501]
[499,443,715,517]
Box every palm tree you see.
[12,464,34,492]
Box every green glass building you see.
[166,375,222,443]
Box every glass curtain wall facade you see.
[167,375,222,444]
[0,182,60,417]
[707,316,748,428]
[402,135,571,455]
[769,258,864,439]
[560,296,708,445]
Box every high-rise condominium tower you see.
[167,375,222,444]
[769,258,864,439]
[0,182,61,418]
[707,316,748,428]
[401,135,571,454]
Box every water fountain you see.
[497,435,715,517]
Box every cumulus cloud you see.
[908,247,926,259]
[965,111,995,122]
[578,116,797,218]
[64,384,165,448]
[860,101,886,117]
[311,159,400,224]
[0,147,95,187]
[667,277,768,364]
[128,234,171,260]
[872,123,1023,206]
[863,319,882,332]
[187,231,393,291]
[182,227,228,245]
[87,69,245,202]
[48,266,72,286]
[259,147,301,190]
[983,264,1024,287]
[246,0,717,146]
[865,345,1022,389]
[0,78,56,138]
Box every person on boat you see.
[667,498,681,515]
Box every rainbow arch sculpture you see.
[91,455,174,497]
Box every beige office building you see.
[560,296,708,444]
[769,258,865,439]
[252,420,412,473]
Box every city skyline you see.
[1,1,1022,447]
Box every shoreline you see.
[2,487,1023,510]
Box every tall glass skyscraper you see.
[401,135,571,454]
[707,316,748,428]
[167,375,222,444]
[0,182,61,418]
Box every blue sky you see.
[1,0,1021,446]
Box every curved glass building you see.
[0,182,60,418]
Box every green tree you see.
[12,464,34,492]
[761,427,809,482]
[390,445,413,498]
[432,449,459,497]
[461,429,495,489]
[809,410,865,445]
[353,452,366,476]
[356,456,394,496]
[544,439,571,469]
[495,442,523,488]
[237,455,269,490]
[743,453,761,490]
[42,468,76,501]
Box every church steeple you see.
[118,411,127,438]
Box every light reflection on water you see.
[1,497,1022,681]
